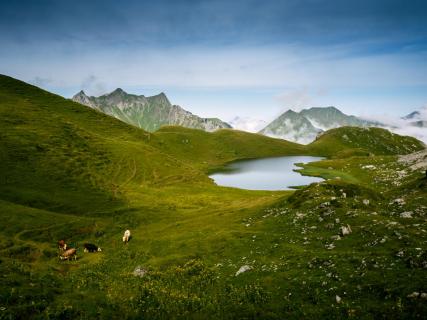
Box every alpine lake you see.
[209,156,325,190]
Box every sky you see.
[1,0,427,122]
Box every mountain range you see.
[72,88,426,144]
[72,89,231,132]
[403,106,427,128]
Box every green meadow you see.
[0,75,426,319]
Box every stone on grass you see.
[235,265,252,276]
[340,225,352,236]
[133,266,148,278]
[407,292,420,298]
[400,211,413,218]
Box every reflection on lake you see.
[209,156,324,190]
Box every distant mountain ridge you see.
[403,107,427,128]
[300,106,374,130]
[72,89,231,132]
[259,110,321,144]
[260,106,379,144]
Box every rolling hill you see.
[1,75,426,319]
[309,126,424,157]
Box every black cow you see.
[83,243,102,253]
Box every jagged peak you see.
[109,88,127,95]
[73,90,89,99]
[279,109,302,118]
[149,92,171,105]
[284,109,298,114]
[151,92,168,99]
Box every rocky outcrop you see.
[72,89,231,132]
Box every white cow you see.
[122,230,131,243]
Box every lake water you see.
[209,156,325,190]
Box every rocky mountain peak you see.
[71,88,230,132]
[109,88,127,96]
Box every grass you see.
[0,74,426,319]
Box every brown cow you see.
[58,240,67,251]
[60,248,77,260]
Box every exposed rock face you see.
[72,89,231,132]
[399,149,427,171]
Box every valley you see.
[0,75,426,319]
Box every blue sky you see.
[1,0,426,121]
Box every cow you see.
[122,230,131,244]
[60,248,77,260]
[58,240,67,251]
[83,243,102,253]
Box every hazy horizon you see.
[1,0,427,121]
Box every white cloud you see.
[2,43,426,121]
[3,43,427,89]
[361,111,427,144]
[81,75,107,96]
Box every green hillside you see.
[0,75,426,319]
[154,126,305,171]
[0,75,208,215]
[308,126,424,157]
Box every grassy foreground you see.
[0,75,426,319]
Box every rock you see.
[362,165,376,170]
[336,295,342,303]
[407,292,420,298]
[331,235,341,241]
[363,199,370,205]
[340,225,352,236]
[133,266,148,277]
[400,211,413,218]
[421,293,427,299]
[325,243,335,250]
[235,265,252,276]
[391,198,405,206]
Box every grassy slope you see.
[308,126,424,157]
[153,126,305,171]
[0,75,426,319]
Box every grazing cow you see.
[58,240,67,251]
[122,230,131,243]
[83,243,102,253]
[60,248,77,260]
